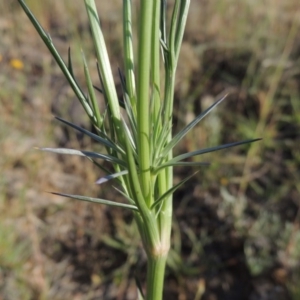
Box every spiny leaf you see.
[55,117,124,154]
[161,95,227,158]
[50,192,138,211]
[165,138,262,164]
[39,147,127,167]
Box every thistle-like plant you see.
[18,0,260,299]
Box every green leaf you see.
[151,172,196,210]
[164,138,261,165]
[50,192,138,211]
[39,147,127,167]
[55,117,124,154]
[161,95,227,158]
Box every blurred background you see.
[1,0,300,299]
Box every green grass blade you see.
[166,138,262,164]
[55,117,124,154]
[50,192,138,211]
[39,147,127,167]
[161,95,227,158]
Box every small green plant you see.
[18,0,260,298]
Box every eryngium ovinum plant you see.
[18,0,260,299]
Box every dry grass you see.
[1,0,300,299]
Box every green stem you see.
[158,70,176,260]
[84,0,122,134]
[123,0,137,113]
[146,255,167,300]
[137,0,154,207]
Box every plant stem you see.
[146,254,167,300]
[137,0,153,207]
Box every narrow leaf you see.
[113,186,136,205]
[50,192,138,211]
[151,172,197,210]
[39,147,127,167]
[55,116,124,154]
[165,138,262,164]
[161,95,227,158]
